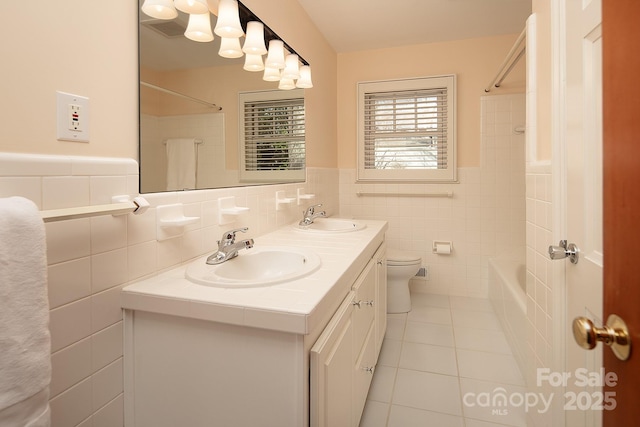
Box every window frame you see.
[238,89,306,183]
[356,75,457,183]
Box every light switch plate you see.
[56,91,90,142]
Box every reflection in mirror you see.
[138,0,310,193]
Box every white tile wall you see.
[524,162,554,427]
[481,94,527,262]
[339,93,526,299]
[0,153,337,427]
[340,167,485,297]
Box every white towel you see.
[0,197,51,425]
[166,138,197,191]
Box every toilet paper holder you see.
[432,241,453,255]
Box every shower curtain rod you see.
[485,28,526,93]
[141,81,222,111]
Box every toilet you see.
[386,249,422,313]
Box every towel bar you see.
[355,191,453,198]
[40,196,149,223]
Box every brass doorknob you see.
[572,314,631,361]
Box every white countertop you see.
[121,220,387,335]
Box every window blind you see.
[357,75,456,182]
[243,97,305,171]
[363,87,448,171]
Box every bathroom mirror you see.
[138,0,307,193]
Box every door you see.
[562,1,640,426]
[563,0,604,426]
[602,0,640,424]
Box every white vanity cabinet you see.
[124,310,307,427]
[122,220,388,427]
[310,243,386,427]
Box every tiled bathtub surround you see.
[0,152,337,427]
[339,93,526,299]
[481,94,526,262]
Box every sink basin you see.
[294,218,366,233]
[186,246,321,288]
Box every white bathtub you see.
[488,258,527,376]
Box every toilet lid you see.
[387,249,421,265]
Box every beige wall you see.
[1,0,337,168]
[1,2,139,158]
[337,34,526,169]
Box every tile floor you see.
[359,293,527,427]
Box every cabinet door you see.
[352,260,376,356]
[374,243,387,357]
[353,322,376,426]
[310,292,355,427]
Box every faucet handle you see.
[305,203,323,215]
[220,227,248,243]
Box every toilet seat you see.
[387,249,421,266]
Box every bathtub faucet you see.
[299,204,326,226]
[207,227,254,265]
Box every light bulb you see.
[296,65,313,88]
[278,78,296,90]
[282,54,300,80]
[265,39,286,69]
[174,0,208,14]
[141,0,178,19]
[218,37,243,58]
[214,0,244,38]
[243,53,264,72]
[242,21,267,55]
[185,13,214,42]
[263,66,281,82]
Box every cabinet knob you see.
[362,366,375,374]
[353,300,374,308]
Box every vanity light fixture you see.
[174,0,208,14]
[242,21,267,55]
[141,0,178,19]
[184,12,214,42]
[214,0,244,38]
[218,37,243,58]
[140,0,312,89]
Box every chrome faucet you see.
[299,204,326,226]
[206,227,254,265]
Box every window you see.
[357,75,456,182]
[239,89,306,183]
